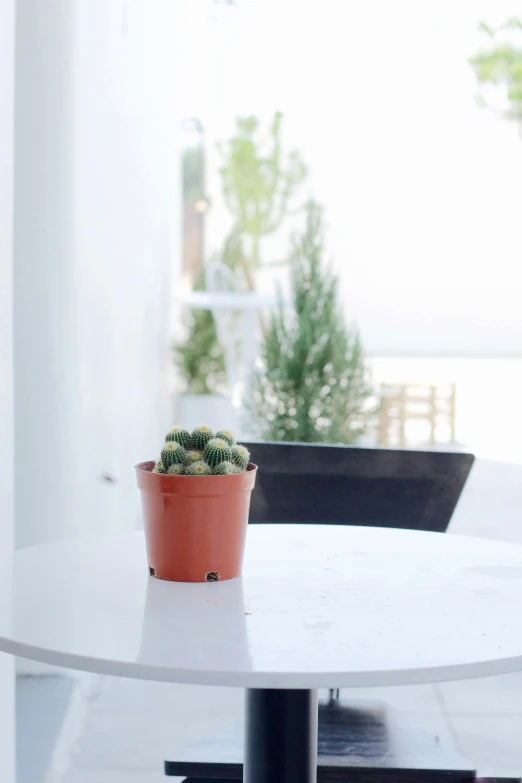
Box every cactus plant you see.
[152,459,167,474]
[204,438,232,467]
[215,429,236,446]
[150,424,250,476]
[185,460,212,476]
[165,426,191,448]
[230,444,250,470]
[212,461,238,475]
[161,441,185,468]
[183,449,203,466]
[190,425,214,451]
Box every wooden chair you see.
[378,382,457,449]
[166,441,478,783]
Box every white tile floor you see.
[50,676,522,783]
[16,675,75,783]
[46,458,522,783]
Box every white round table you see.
[4,524,522,783]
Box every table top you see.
[3,525,522,688]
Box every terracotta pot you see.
[135,461,257,583]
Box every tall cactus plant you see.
[176,113,308,397]
[217,112,307,289]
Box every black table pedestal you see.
[244,689,318,783]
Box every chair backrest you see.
[244,441,474,533]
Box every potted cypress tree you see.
[250,201,373,444]
[135,425,256,583]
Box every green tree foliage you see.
[176,230,244,395]
[250,202,373,444]
[470,18,522,129]
[217,112,307,288]
[176,284,227,396]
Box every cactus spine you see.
[204,438,232,467]
[165,426,191,448]
[183,449,203,466]
[152,459,167,474]
[212,461,238,475]
[215,429,235,446]
[185,460,212,476]
[190,425,214,451]
[161,441,185,468]
[167,463,183,475]
[230,444,250,470]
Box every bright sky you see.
[180,0,522,356]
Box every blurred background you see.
[4,0,522,781]
[174,0,522,462]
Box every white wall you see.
[0,0,17,777]
[14,0,77,548]
[14,0,180,548]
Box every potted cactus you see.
[135,425,256,583]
